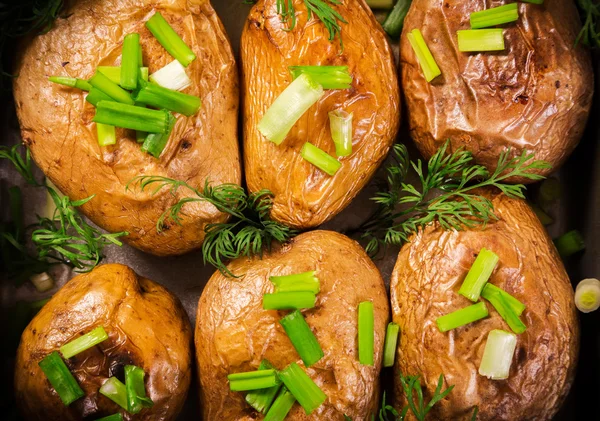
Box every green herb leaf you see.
[576,0,600,48]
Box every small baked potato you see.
[400,0,593,179]
[390,192,579,420]
[15,264,192,420]
[195,230,389,420]
[14,0,241,255]
[242,0,400,228]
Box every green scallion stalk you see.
[264,386,296,421]
[481,287,526,334]
[258,73,324,145]
[520,0,544,4]
[481,284,525,316]
[554,230,585,258]
[86,88,113,107]
[134,82,201,116]
[263,292,317,310]
[38,351,84,405]
[270,271,320,294]
[382,0,412,38]
[458,248,499,302]
[436,302,489,333]
[575,278,600,313]
[99,377,128,410]
[407,28,441,82]
[245,360,282,414]
[358,301,374,366]
[278,362,326,415]
[457,29,505,52]
[300,142,341,176]
[141,113,177,158]
[288,66,352,89]
[227,369,281,392]
[366,0,394,8]
[536,178,561,210]
[146,12,196,67]
[120,33,140,90]
[93,101,170,133]
[95,414,124,421]
[470,4,519,29]
[328,110,353,157]
[89,71,134,105]
[125,365,154,414]
[279,310,324,367]
[478,329,517,380]
[98,66,149,84]
[96,123,116,147]
[60,326,109,359]
[382,322,400,367]
[49,76,92,91]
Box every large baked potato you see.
[14,0,240,255]
[15,264,192,420]
[390,192,579,420]
[242,0,400,228]
[195,230,389,420]
[400,0,593,179]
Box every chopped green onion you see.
[120,33,140,90]
[481,286,526,334]
[136,130,148,143]
[264,386,296,421]
[96,414,124,421]
[86,88,113,107]
[99,377,128,410]
[279,310,324,367]
[520,0,543,4]
[258,73,324,145]
[457,29,505,52]
[481,284,525,316]
[436,302,489,333]
[89,71,134,105]
[458,248,499,302]
[245,360,282,414]
[478,330,517,380]
[149,59,192,91]
[30,272,54,293]
[366,0,394,8]
[96,123,116,147]
[382,322,400,367]
[554,230,585,258]
[288,66,352,89]
[575,278,600,313]
[530,203,553,226]
[146,12,196,67]
[358,301,374,366]
[141,113,177,158]
[279,362,326,415]
[93,101,170,133]
[300,142,341,176]
[49,76,92,91]
[382,0,411,38]
[263,292,317,310]
[125,365,154,414]
[98,66,149,84]
[470,4,519,29]
[38,351,84,405]
[133,81,201,116]
[536,178,561,210]
[328,110,353,157]
[60,326,108,359]
[406,28,441,82]
[270,271,320,294]
[227,369,281,391]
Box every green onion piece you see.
[98,66,149,84]
[278,362,326,415]
[141,113,177,158]
[520,0,543,3]
[38,351,84,405]
[86,88,113,107]
[382,0,411,38]
[227,369,281,391]
[575,278,600,313]
[60,326,109,359]
[258,73,324,145]
[30,272,55,293]
[481,287,526,334]
[263,292,317,310]
[149,59,192,91]
[93,101,169,133]
[264,386,296,421]
[95,414,124,421]
[406,28,442,82]
[458,248,499,302]
[245,360,282,414]
[328,110,353,157]
[96,123,116,147]
[133,81,201,116]
[358,301,375,366]
[478,329,517,380]
[457,29,505,52]
[554,230,585,258]
[125,365,154,414]
[120,33,140,90]
[288,66,352,89]
[436,302,489,333]
[536,178,561,210]
[382,322,400,367]
[530,203,553,226]
[49,76,92,91]
[136,131,148,143]
[470,4,519,29]
[270,271,320,294]
[279,310,324,367]
[99,377,128,410]
[365,0,394,8]
[146,12,196,67]
[89,71,134,105]
[481,284,525,316]
[300,142,341,176]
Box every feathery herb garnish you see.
[127,176,297,276]
[397,373,454,421]
[576,0,600,48]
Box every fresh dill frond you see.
[576,0,600,48]
[0,144,40,186]
[398,373,454,421]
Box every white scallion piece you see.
[149,59,192,91]
[478,329,517,380]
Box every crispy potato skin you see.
[242,0,400,228]
[14,0,240,255]
[401,0,593,180]
[195,231,390,420]
[390,192,579,420]
[15,264,192,421]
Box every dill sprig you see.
[127,176,298,276]
[576,0,600,48]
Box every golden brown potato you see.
[15,264,192,420]
[390,192,579,420]
[14,0,240,255]
[242,0,400,228]
[195,230,389,420]
[400,0,593,180]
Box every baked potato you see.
[390,191,579,420]
[14,0,241,256]
[14,263,192,420]
[195,230,389,420]
[242,0,400,228]
[400,0,593,180]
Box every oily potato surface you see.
[14,0,240,255]
[242,0,400,229]
[401,0,593,179]
[195,230,389,420]
[15,264,192,420]
[390,192,579,420]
